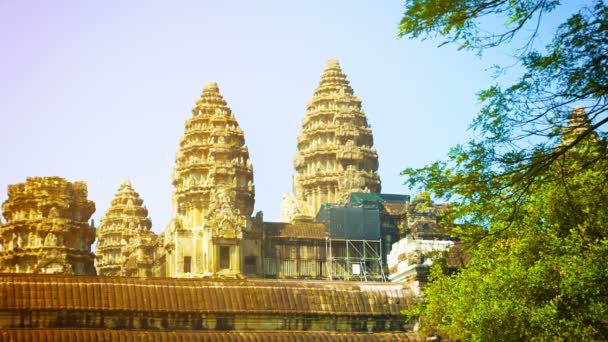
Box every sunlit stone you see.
[0,176,96,274]
[164,82,254,278]
[95,180,156,277]
[284,59,381,221]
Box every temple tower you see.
[165,82,254,278]
[561,107,597,146]
[95,180,155,277]
[0,177,96,274]
[286,59,381,220]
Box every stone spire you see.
[165,82,254,278]
[561,107,597,146]
[95,180,154,276]
[288,59,380,219]
[0,177,96,274]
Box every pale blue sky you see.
[0,1,578,233]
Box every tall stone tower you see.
[165,82,254,278]
[560,107,597,146]
[95,180,155,277]
[0,177,96,274]
[285,59,380,220]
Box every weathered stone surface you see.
[285,59,381,220]
[403,193,449,240]
[387,237,454,293]
[561,107,598,146]
[386,193,455,292]
[0,330,423,341]
[262,221,327,279]
[0,176,96,274]
[95,180,156,277]
[164,82,254,278]
[0,273,415,334]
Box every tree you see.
[400,0,607,201]
[398,0,608,340]
[407,135,608,340]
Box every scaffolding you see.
[325,237,386,282]
[315,202,388,282]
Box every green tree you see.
[399,0,608,340]
[408,137,608,340]
[400,0,607,197]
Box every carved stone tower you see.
[0,177,96,274]
[287,59,381,220]
[95,180,155,277]
[561,107,597,146]
[165,82,254,278]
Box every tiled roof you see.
[264,222,327,240]
[0,273,409,316]
[0,329,424,341]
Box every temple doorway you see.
[219,246,230,270]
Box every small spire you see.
[566,107,591,133]
[316,58,351,95]
[326,58,341,70]
[570,106,587,123]
[560,107,597,146]
[204,82,219,92]
[119,180,132,191]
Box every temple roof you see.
[0,273,410,316]
[264,222,327,240]
[0,330,423,341]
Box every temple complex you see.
[260,191,450,282]
[0,60,459,340]
[164,82,255,278]
[0,177,96,275]
[95,180,157,277]
[282,59,381,221]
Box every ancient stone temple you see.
[95,180,156,277]
[0,177,96,274]
[561,107,598,146]
[283,59,381,221]
[164,82,255,278]
[0,61,446,340]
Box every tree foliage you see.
[410,139,608,340]
[399,0,608,340]
[399,0,561,50]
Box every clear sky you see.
[0,1,573,233]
